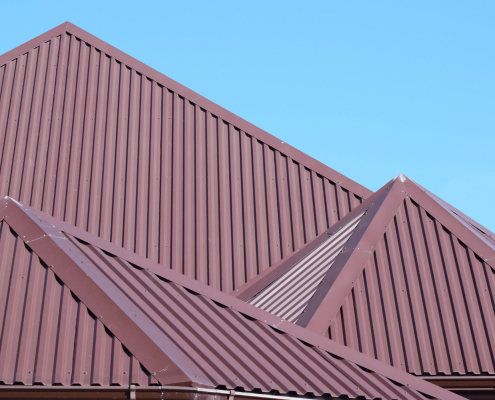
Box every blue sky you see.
[1,1,494,231]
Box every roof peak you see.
[0,21,373,294]
[236,172,495,335]
[0,22,371,199]
[395,172,408,182]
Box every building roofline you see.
[0,197,202,387]
[0,196,463,400]
[234,178,394,302]
[0,385,325,400]
[0,22,371,199]
[0,22,68,69]
[298,177,406,333]
[232,174,495,339]
[301,175,495,334]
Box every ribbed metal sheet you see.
[329,196,495,376]
[0,221,154,387]
[64,235,427,398]
[419,184,495,249]
[458,214,495,248]
[0,24,369,294]
[0,198,455,399]
[249,212,364,322]
[238,174,495,385]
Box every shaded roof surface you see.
[249,212,365,323]
[0,196,460,400]
[0,22,370,294]
[236,175,495,379]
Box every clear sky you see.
[1,1,494,231]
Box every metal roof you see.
[0,22,370,294]
[0,219,155,386]
[248,212,364,322]
[236,175,495,385]
[0,196,460,400]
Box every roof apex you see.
[236,174,495,338]
[304,175,495,333]
[235,176,399,302]
[395,172,407,182]
[0,22,371,199]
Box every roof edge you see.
[8,198,462,400]
[0,22,371,198]
[404,179,495,267]
[1,197,207,387]
[56,22,371,198]
[234,181,390,301]
[296,174,495,335]
[0,22,69,68]
[1,385,415,400]
[298,177,407,333]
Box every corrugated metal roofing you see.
[237,174,495,382]
[0,22,371,294]
[420,184,495,249]
[329,197,495,376]
[0,220,155,386]
[0,196,460,400]
[248,212,364,322]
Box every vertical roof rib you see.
[0,22,371,294]
[0,219,155,386]
[0,196,461,400]
[236,174,495,386]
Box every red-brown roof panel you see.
[0,221,155,387]
[235,174,495,395]
[0,22,370,294]
[0,196,460,400]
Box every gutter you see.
[0,385,323,400]
[423,377,495,399]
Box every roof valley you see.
[0,195,461,399]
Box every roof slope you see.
[0,219,155,386]
[0,22,370,294]
[248,211,365,323]
[0,196,459,400]
[236,175,495,380]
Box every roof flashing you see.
[0,196,462,399]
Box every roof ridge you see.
[234,177,399,301]
[0,22,371,198]
[0,197,204,387]
[414,179,495,245]
[298,177,407,333]
[234,174,495,340]
[0,196,462,400]
[0,22,68,68]
[403,179,495,266]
